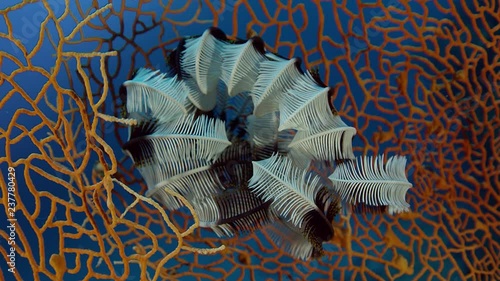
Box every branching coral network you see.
[0,1,498,281]
[1,2,225,281]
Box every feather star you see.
[119,27,413,260]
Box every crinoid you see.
[119,27,413,260]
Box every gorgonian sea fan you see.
[119,27,413,260]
